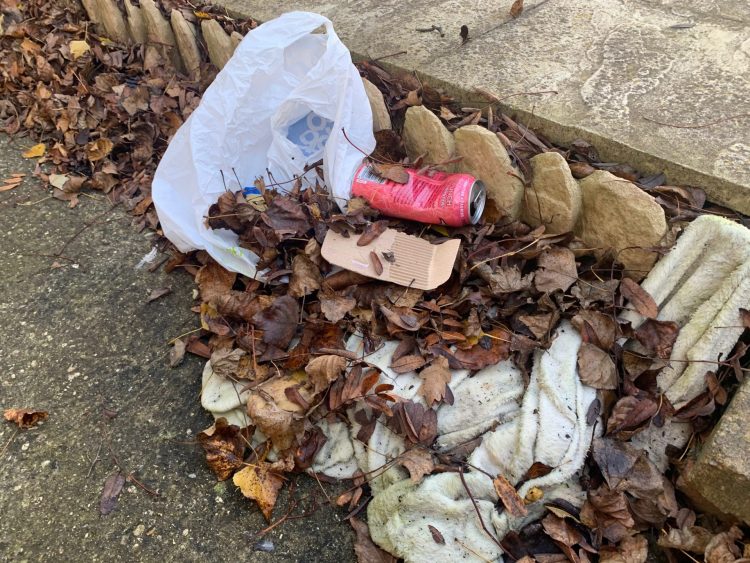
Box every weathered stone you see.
[140,0,184,73]
[454,124,525,219]
[362,78,391,132]
[230,31,243,50]
[679,379,750,524]
[80,0,100,24]
[402,105,455,169]
[123,0,147,44]
[170,10,201,78]
[576,170,667,279]
[201,19,234,70]
[522,151,582,233]
[94,0,130,44]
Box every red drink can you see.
[351,162,486,226]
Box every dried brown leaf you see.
[371,163,409,184]
[658,526,713,554]
[357,219,389,246]
[99,472,125,516]
[390,354,426,374]
[169,339,186,368]
[634,319,679,359]
[739,308,750,329]
[288,254,322,298]
[233,462,284,521]
[306,355,347,394]
[197,261,237,302]
[509,0,524,18]
[428,524,445,544]
[319,290,357,323]
[580,486,635,542]
[351,518,397,563]
[494,475,528,517]
[370,251,383,275]
[147,286,172,302]
[571,310,617,350]
[535,247,577,293]
[3,408,48,428]
[606,396,659,434]
[453,329,511,370]
[704,526,744,563]
[246,388,304,451]
[197,418,246,481]
[621,278,658,319]
[252,296,299,349]
[577,343,617,390]
[599,534,648,563]
[397,447,434,483]
[418,356,452,406]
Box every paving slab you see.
[0,135,352,562]
[217,0,750,214]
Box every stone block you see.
[455,124,525,219]
[140,0,184,73]
[522,151,582,233]
[170,9,202,78]
[94,0,130,44]
[576,170,667,280]
[201,19,234,70]
[361,78,391,132]
[679,379,750,524]
[124,0,147,44]
[402,105,455,170]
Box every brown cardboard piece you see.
[321,229,460,290]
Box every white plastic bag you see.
[152,11,375,277]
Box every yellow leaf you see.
[232,463,284,521]
[431,225,450,237]
[193,11,212,19]
[69,40,91,60]
[86,138,113,162]
[22,143,46,159]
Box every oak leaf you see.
[418,356,452,406]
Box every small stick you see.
[458,468,505,552]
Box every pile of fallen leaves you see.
[3,0,749,560]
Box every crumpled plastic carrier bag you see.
[152,11,374,277]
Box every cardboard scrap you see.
[321,228,460,290]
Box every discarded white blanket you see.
[200,322,597,562]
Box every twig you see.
[467,0,553,43]
[86,438,104,478]
[0,429,20,462]
[458,468,505,552]
[127,472,161,497]
[54,204,119,257]
[371,50,407,62]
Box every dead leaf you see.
[247,389,304,451]
[577,343,617,389]
[371,163,409,184]
[580,486,635,542]
[319,291,356,323]
[147,286,172,302]
[418,356,452,406]
[99,472,125,516]
[704,526,744,563]
[606,396,659,434]
[460,24,469,44]
[197,418,246,480]
[453,329,511,370]
[351,518,397,563]
[3,408,48,428]
[86,138,113,161]
[509,0,524,18]
[370,251,383,275]
[476,264,534,294]
[427,525,446,545]
[634,319,679,359]
[397,447,434,483]
[599,534,648,563]
[658,526,713,554]
[252,296,299,349]
[357,220,389,246]
[262,196,311,236]
[571,310,617,350]
[390,354,426,374]
[621,278,658,319]
[169,339,186,368]
[233,462,284,521]
[288,254,322,298]
[22,143,46,158]
[196,261,237,302]
[306,355,347,394]
[542,513,585,560]
[69,39,90,59]
[493,475,528,517]
[535,247,577,293]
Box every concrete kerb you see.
[213,0,750,216]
